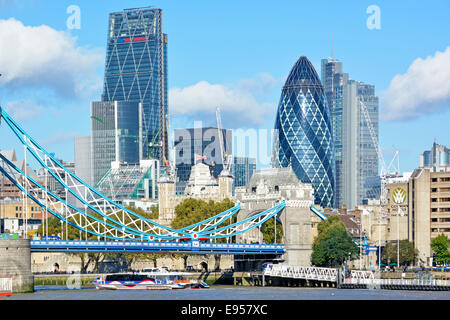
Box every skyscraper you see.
[272,56,335,208]
[102,7,168,162]
[420,140,450,172]
[91,101,140,184]
[321,59,346,208]
[321,58,379,209]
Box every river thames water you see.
[4,285,450,300]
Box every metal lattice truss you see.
[95,164,150,201]
[264,264,339,282]
[198,202,286,239]
[0,107,285,242]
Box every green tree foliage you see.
[311,216,359,267]
[431,234,450,265]
[263,217,283,244]
[171,198,235,271]
[382,240,417,266]
[171,198,235,232]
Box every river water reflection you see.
[5,285,450,300]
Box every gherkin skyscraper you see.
[272,56,335,208]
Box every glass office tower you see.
[321,59,345,208]
[91,101,140,184]
[102,7,168,162]
[321,58,379,209]
[273,56,335,208]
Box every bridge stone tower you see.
[235,167,315,266]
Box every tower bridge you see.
[0,106,326,292]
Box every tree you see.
[311,217,359,267]
[382,240,417,266]
[171,198,235,270]
[431,234,450,266]
[262,217,283,244]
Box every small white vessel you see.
[139,268,210,289]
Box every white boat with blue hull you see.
[93,273,185,290]
[139,268,210,289]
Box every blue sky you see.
[0,0,449,173]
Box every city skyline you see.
[0,1,449,174]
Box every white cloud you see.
[0,18,103,98]
[3,99,56,121]
[169,73,280,127]
[381,46,450,121]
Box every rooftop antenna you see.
[331,32,333,60]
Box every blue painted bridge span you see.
[30,240,285,255]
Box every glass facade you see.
[102,7,168,161]
[273,56,335,208]
[321,59,379,208]
[357,83,379,205]
[321,59,346,208]
[233,156,256,189]
[421,142,450,171]
[174,128,232,195]
[91,101,139,184]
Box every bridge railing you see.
[345,277,450,287]
[263,264,338,282]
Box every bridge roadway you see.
[30,240,285,255]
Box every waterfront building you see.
[321,58,379,209]
[357,165,450,267]
[173,127,232,195]
[102,7,168,162]
[420,141,450,172]
[272,56,335,208]
[90,101,140,185]
[407,168,450,265]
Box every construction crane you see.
[360,98,400,270]
[148,129,161,160]
[215,107,233,174]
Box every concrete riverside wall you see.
[0,239,34,293]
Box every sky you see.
[0,0,449,173]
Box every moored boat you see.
[93,273,185,290]
[139,268,209,289]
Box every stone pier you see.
[0,239,34,293]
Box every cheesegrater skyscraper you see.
[102,7,168,163]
